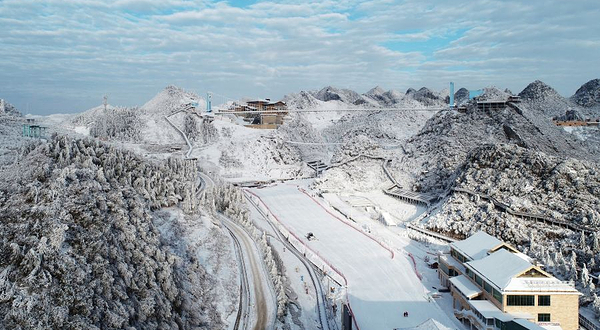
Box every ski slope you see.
[251,183,457,330]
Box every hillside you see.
[518,80,577,118]
[0,99,22,117]
[427,144,600,285]
[0,136,226,329]
[390,88,598,195]
[572,78,600,109]
[519,80,600,119]
[285,85,449,110]
[67,86,214,145]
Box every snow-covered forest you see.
[89,106,143,142]
[0,134,220,329]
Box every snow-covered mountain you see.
[571,78,600,109]
[284,85,449,110]
[407,87,446,107]
[312,86,366,105]
[282,90,321,109]
[0,99,22,117]
[315,85,597,195]
[68,86,213,144]
[426,144,599,278]
[519,79,600,119]
[140,85,203,116]
[453,87,470,106]
[518,80,576,118]
[394,87,597,194]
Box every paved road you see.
[200,171,276,330]
[223,221,251,330]
[220,214,275,330]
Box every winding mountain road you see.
[199,171,275,330]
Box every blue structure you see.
[206,92,212,112]
[449,82,455,108]
[22,124,47,138]
[469,89,484,99]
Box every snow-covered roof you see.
[513,318,550,330]
[468,300,509,320]
[504,277,579,293]
[450,231,502,260]
[247,99,270,104]
[398,318,453,330]
[466,249,532,290]
[468,300,541,324]
[440,254,466,274]
[450,275,481,299]
[467,249,578,293]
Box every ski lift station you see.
[448,82,521,112]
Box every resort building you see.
[438,231,580,330]
[227,99,288,129]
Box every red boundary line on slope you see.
[244,189,361,330]
[407,252,422,280]
[244,189,348,285]
[297,187,395,259]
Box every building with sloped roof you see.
[439,231,580,330]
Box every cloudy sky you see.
[1,0,599,114]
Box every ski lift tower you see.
[206,92,212,113]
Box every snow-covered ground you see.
[251,182,461,330]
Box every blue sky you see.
[1,0,599,114]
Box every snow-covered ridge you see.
[572,78,600,108]
[284,85,448,110]
[0,99,22,117]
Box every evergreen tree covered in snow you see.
[184,114,199,141]
[89,106,144,142]
[208,182,289,318]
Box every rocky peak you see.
[454,88,470,105]
[518,80,561,101]
[572,78,600,108]
[415,87,441,100]
[0,98,22,117]
[365,86,385,97]
[313,86,363,104]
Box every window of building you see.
[538,295,551,306]
[475,274,483,286]
[538,314,551,322]
[483,281,492,293]
[439,262,449,276]
[495,319,504,329]
[466,268,474,279]
[507,295,535,306]
[492,288,502,303]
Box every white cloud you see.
[0,0,599,114]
